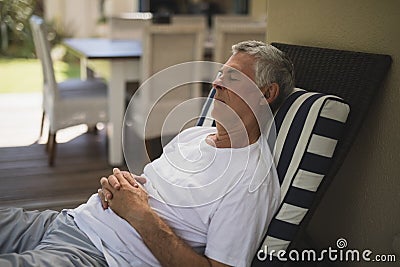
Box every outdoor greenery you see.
[0,57,80,94]
[0,0,80,94]
[0,0,39,58]
[0,0,65,59]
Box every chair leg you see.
[45,131,51,153]
[87,124,98,134]
[46,130,52,153]
[39,111,45,139]
[48,133,57,166]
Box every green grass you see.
[0,58,80,94]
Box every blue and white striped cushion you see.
[196,88,350,262]
[197,88,216,127]
[259,88,349,259]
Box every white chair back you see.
[29,16,58,101]
[213,21,267,63]
[108,12,152,40]
[132,23,206,139]
[212,14,255,27]
[171,14,207,28]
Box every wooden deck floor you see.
[0,130,121,211]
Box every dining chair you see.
[107,12,152,40]
[30,15,108,166]
[124,23,206,162]
[213,21,267,63]
[171,14,207,28]
[212,14,256,27]
[197,43,392,266]
[134,23,205,138]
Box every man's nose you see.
[212,76,224,91]
[212,72,223,89]
[213,82,224,91]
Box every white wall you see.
[266,0,400,266]
[44,0,99,37]
[105,0,138,15]
[44,0,138,38]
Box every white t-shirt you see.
[70,126,280,267]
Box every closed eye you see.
[216,69,241,82]
[228,73,240,81]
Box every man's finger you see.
[108,174,121,190]
[122,171,139,188]
[121,171,146,186]
[100,177,115,195]
[103,188,113,200]
[97,188,109,209]
[113,168,133,187]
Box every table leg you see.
[80,57,88,79]
[107,60,125,166]
[80,57,95,79]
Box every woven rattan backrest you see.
[270,42,392,251]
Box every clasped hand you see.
[98,168,149,226]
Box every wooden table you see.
[64,38,142,166]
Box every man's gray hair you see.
[232,40,295,108]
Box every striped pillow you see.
[196,88,350,264]
[254,88,349,263]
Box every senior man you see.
[0,40,295,267]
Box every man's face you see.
[211,52,263,129]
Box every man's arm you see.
[100,168,230,267]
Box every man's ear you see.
[260,83,280,104]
